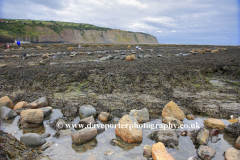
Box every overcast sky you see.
[0,0,239,45]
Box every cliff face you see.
[16,27,158,43]
[60,29,158,43]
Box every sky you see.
[0,0,239,45]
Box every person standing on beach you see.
[7,43,9,49]
[4,43,7,49]
[17,41,21,48]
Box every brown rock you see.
[209,129,219,136]
[98,112,111,122]
[20,109,44,124]
[236,136,240,149]
[204,118,226,130]
[204,49,211,52]
[186,114,195,120]
[227,119,238,124]
[115,115,142,143]
[37,46,42,50]
[71,128,97,144]
[152,142,175,160]
[225,148,240,160]
[13,101,28,110]
[0,96,13,109]
[68,47,73,51]
[125,54,135,61]
[221,48,227,51]
[198,50,205,54]
[211,49,219,53]
[42,54,49,60]
[98,55,102,58]
[162,101,185,121]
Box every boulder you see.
[186,114,195,120]
[78,115,95,129]
[125,54,135,61]
[99,57,109,61]
[162,117,183,129]
[28,96,48,109]
[0,96,13,109]
[137,54,143,58]
[42,54,49,60]
[67,47,73,51]
[120,55,127,60]
[39,107,52,117]
[115,115,143,143]
[198,50,205,54]
[211,49,219,53]
[224,123,240,137]
[129,108,149,123]
[11,55,19,58]
[204,118,226,130]
[144,54,152,58]
[162,101,185,121]
[71,128,97,144]
[236,136,240,149]
[20,133,46,147]
[221,48,227,51]
[79,105,97,119]
[98,55,102,58]
[152,142,175,160]
[204,49,211,52]
[20,109,44,124]
[154,128,179,147]
[36,46,42,50]
[196,128,209,145]
[157,54,163,57]
[143,145,152,158]
[0,106,17,120]
[13,101,28,110]
[225,148,240,160]
[98,112,112,122]
[197,145,216,160]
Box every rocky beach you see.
[0,43,240,160]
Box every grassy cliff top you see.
[0,19,112,37]
[0,19,150,38]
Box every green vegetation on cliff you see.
[0,19,112,37]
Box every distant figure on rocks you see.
[22,53,26,59]
[7,43,9,49]
[136,46,142,51]
[4,43,7,49]
[17,41,21,48]
[78,44,81,49]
